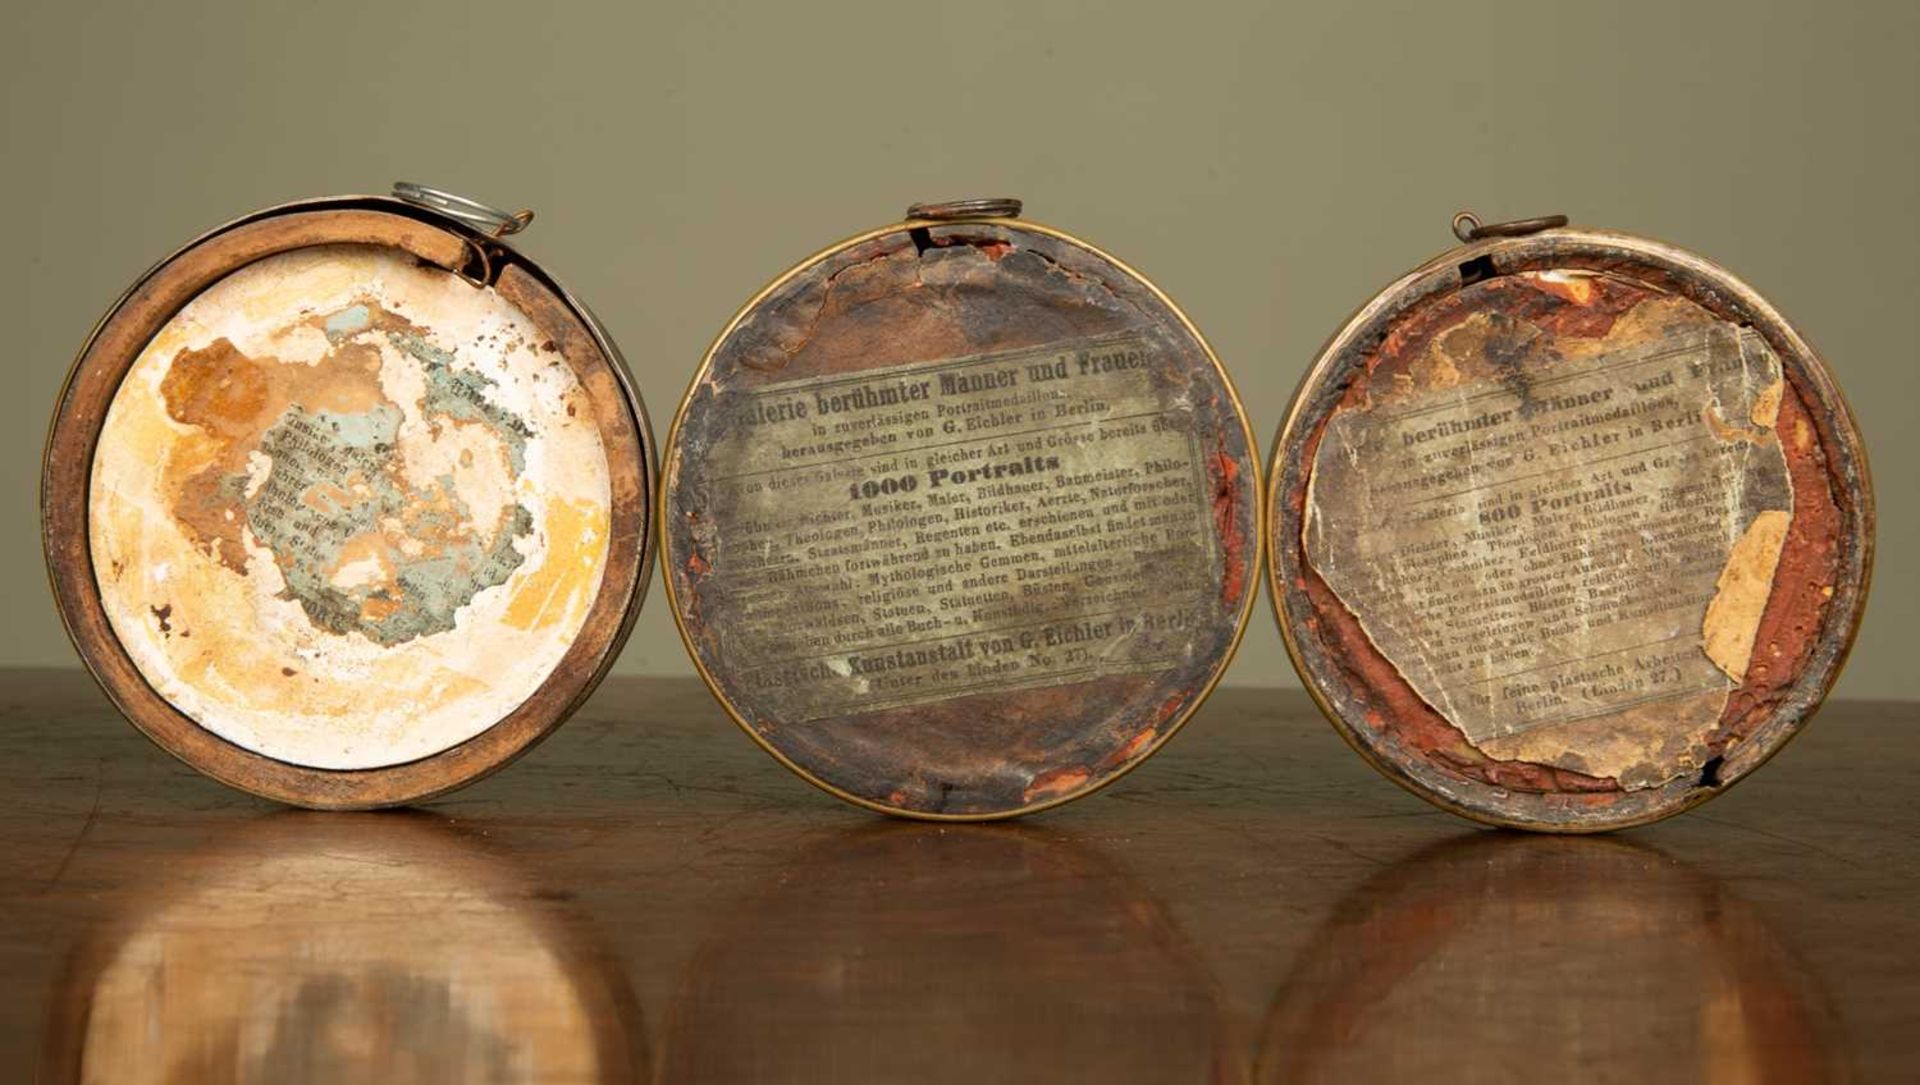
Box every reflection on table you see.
[27,785,1853,1082]
[42,812,641,1084]
[1258,833,1843,1083]
[659,823,1237,1083]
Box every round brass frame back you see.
[1265,225,1873,832]
[661,212,1264,821]
[41,193,658,809]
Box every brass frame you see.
[662,211,1264,821]
[41,194,657,809]
[1265,225,1874,832]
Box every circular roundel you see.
[1268,217,1872,831]
[663,202,1261,819]
[43,189,654,808]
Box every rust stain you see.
[1210,444,1248,607]
[152,301,537,646]
[1023,765,1093,803]
[1101,727,1159,770]
[1290,293,1619,794]
[159,336,385,573]
[1715,388,1843,745]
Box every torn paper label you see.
[1305,306,1793,777]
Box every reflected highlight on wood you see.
[40,812,642,1083]
[661,824,1234,1081]
[2,672,1910,1082]
[1258,835,1841,1083]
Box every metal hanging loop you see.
[1452,211,1568,243]
[393,182,534,238]
[907,197,1024,221]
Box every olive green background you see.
[4,1,1912,698]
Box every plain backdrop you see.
[3,1,1912,697]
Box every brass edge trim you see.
[482,252,661,766]
[660,214,1265,821]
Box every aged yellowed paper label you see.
[1305,317,1792,758]
[699,331,1222,720]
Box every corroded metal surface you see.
[91,245,612,769]
[664,214,1259,819]
[1268,226,1873,831]
[44,196,654,806]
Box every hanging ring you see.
[907,198,1024,221]
[1452,211,1568,243]
[393,182,534,238]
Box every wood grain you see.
[3,670,1911,1081]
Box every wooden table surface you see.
[2,668,1913,1082]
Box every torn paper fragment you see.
[1303,297,1794,785]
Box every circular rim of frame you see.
[41,195,657,809]
[1266,226,1874,832]
[662,212,1265,821]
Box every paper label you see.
[1305,319,1793,747]
[696,331,1223,720]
